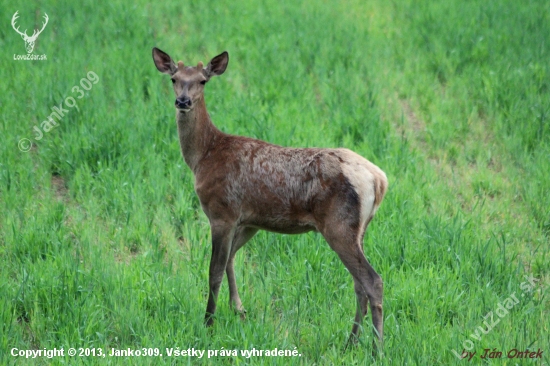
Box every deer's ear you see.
[205,51,229,78]
[152,47,176,74]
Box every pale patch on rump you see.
[337,148,388,232]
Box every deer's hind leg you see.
[350,276,370,344]
[323,226,383,347]
[319,185,384,350]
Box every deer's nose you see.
[175,96,192,109]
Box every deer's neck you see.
[175,97,221,173]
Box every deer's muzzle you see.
[175,96,192,111]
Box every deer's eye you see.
[171,78,176,84]
[200,80,207,85]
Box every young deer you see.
[152,47,388,349]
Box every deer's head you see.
[152,47,228,113]
[11,11,49,54]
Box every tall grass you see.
[1,0,548,364]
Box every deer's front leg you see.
[205,223,234,326]
[226,227,258,317]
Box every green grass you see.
[1,0,549,364]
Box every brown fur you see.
[152,47,388,352]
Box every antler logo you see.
[11,11,49,54]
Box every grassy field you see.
[1,0,549,364]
